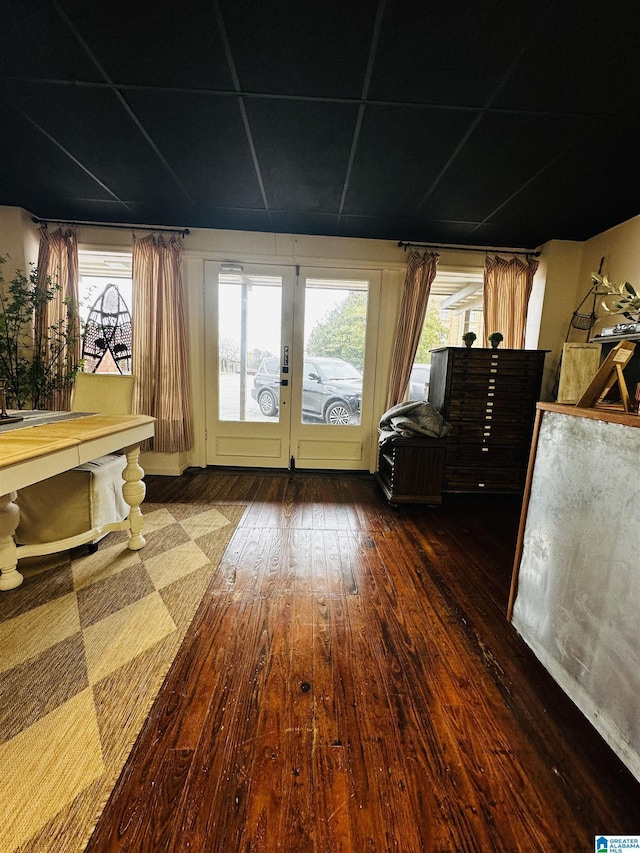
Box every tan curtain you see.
[36,226,80,410]
[132,233,193,453]
[386,250,439,408]
[483,255,538,349]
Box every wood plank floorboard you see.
[86,469,640,852]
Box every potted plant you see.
[0,254,81,409]
[462,331,476,348]
[488,331,504,349]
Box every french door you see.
[204,261,381,470]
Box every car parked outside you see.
[252,356,362,424]
[409,363,431,401]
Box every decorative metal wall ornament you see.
[82,283,132,373]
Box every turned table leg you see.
[0,492,23,590]
[121,444,147,551]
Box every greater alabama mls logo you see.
[596,837,640,851]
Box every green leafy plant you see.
[591,272,640,320]
[488,331,504,345]
[462,331,477,347]
[614,282,640,320]
[0,254,81,409]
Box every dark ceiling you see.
[2,0,640,249]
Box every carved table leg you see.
[0,492,23,590]
[121,444,147,551]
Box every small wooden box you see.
[557,342,602,403]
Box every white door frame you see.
[204,261,382,470]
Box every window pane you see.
[302,279,367,425]
[410,269,484,400]
[79,275,133,374]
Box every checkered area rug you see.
[0,502,245,853]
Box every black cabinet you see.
[375,435,447,505]
[428,347,546,493]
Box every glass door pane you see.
[289,268,381,471]
[205,261,294,469]
[218,272,283,423]
[300,279,368,425]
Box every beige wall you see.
[577,213,640,336]
[11,204,640,469]
[0,207,39,279]
[532,240,585,399]
[532,217,640,399]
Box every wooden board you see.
[575,340,635,409]
[557,342,602,404]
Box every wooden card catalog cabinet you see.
[428,347,547,494]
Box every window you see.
[410,267,484,400]
[78,250,133,374]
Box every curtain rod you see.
[398,240,540,258]
[31,216,190,236]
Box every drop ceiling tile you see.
[486,126,640,245]
[410,218,480,245]
[336,214,409,241]
[343,105,477,216]
[2,81,184,204]
[245,99,359,214]
[271,211,339,235]
[124,91,265,209]
[422,112,590,224]
[0,101,119,211]
[0,0,101,81]
[219,0,378,98]
[368,0,547,106]
[135,204,272,233]
[59,0,232,90]
[494,4,640,117]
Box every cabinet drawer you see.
[446,398,538,421]
[445,442,531,466]
[446,421,534,444]
[444,465,526,492]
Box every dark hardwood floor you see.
[87,468,640,852]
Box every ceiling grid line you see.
[468,124,596,236]
[415,11,555,217]
[6,75,638,122]
[213,0,274,231]
[0,91,130,209]
[336,0,387,229]
[52,0,193,203]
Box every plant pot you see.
[490,341,500,348]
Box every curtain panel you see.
[132,234,194,453]
[483,255,538,349]
[386,250,439,409]
[36,226,80,411]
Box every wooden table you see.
[0,413,155,591]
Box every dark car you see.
[252,356,362,424]
[409,363,431,401]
